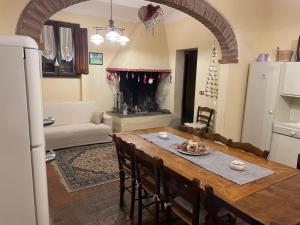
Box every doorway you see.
[181,49,198,124]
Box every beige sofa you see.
[44,101,112,150]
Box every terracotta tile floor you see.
[47,164,160,225]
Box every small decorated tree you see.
[205,44,218,99]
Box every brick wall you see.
[15,0,238,64]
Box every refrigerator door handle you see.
[24,48,44,147]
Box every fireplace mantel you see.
[106,67,171,73]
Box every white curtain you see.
[40,25,56,60]
[59,27,74,62]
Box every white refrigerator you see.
[0,36,49,225]
[242,63,282,151]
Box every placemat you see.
[140,132,274,185]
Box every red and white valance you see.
[106,67,171,73]
[106,67,172,83]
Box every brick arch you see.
[16,0,238,64]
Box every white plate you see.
[230,163,245,171]
[232,160,245,166]
[176,148,209,156]
[158,132,168,139]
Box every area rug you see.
[53,142,119,192]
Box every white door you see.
[242,63,282,150]
[0,46,37,225]
[270,133,300,168]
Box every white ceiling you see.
[63,0,188,23]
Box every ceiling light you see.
[90,0,129,46]
[106,30,121,42]
[118,35,130,46]
[90,33,104,45]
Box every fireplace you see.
[108,69,172,116]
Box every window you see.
[41,20,89,77]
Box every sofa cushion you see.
[43,101,95,126]
[45,123,112,149]
[92,112,104,124]
[103,113,112,128]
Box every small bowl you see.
[159,132,168,139]
[230,160,245,171]
[277,50,294,62]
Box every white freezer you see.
[0,44,36,225]
[242,63,282,150]
[0,36,49,225]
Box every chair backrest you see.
[112,134,136,178]
[179,125,205,136]
[202,133,233,146]
[229,142,269,159]
[196,106,214,131]
[157,159,201,225]
[297,154,300,169]
[134,148,160,194]
[179,127,232,147]
[205,185,264,225]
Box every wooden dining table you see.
[114,127,300,225]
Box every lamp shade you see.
[119,35,130,46]
[106,30,121,42]
[90,33,104,45]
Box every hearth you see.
[109,70,171,116]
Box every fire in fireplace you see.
[109,70,171,115]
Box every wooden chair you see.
[135,148,161,225]
[179,126,232,147]
[228,142,269,159]
[179,126,268,158]
[112,134,136,218]
[179,125,205,136]
[194,131,268,159]
[196,106,214,133]
[157,158,202,225]
[201,133,233,146]
[297,154,300,169]
[205,185,264,225]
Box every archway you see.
[15,0,238,64]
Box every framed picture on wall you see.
[89,52,103,65]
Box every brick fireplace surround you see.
[15,0,239,64]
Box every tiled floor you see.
[47,164,156,225]
[47,157,248,225]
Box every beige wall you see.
[46,12,135,111]
[2,0,300,140]
[109,22,170,70]
[209,0,266,140]
[164,17,218,126]
[0,0,28,35]
[42,78,82,102]
[164,0,266,140]
[262,0,300,59]
[47,11,172,112]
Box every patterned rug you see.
[53,142,119,192]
